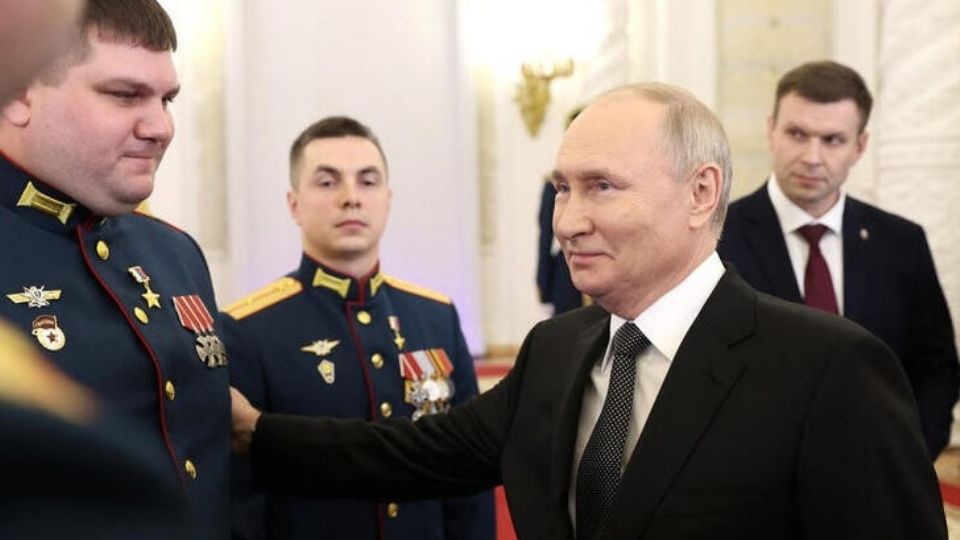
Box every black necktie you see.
[576,322,651,540]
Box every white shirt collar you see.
[767,174,845,235]
[607,252,725,365]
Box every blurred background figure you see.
[0,0,82,104]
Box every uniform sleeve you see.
[442,304,496,540]
[797,331,947,538]
[249,317,552,501]
[903,229,959,458]
[222,314,268,540]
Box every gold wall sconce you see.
[514,59,574,137]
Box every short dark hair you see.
[774,60,873,132]
[288,116,388,187]
[42,0,177,83]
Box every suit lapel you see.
[742,185,802,302]
[603,270,756,538]
[841,197,870,321]
[549,313,610,537]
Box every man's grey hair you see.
[598,82,733,232]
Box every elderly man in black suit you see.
[717,60,959,458]
[232,82,946,539]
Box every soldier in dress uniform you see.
[0,1,230,537]
[223,116,494,540]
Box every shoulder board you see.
[224,277,303,320]
[384,275,451,305]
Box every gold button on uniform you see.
[184,459,197,480]
[386,502,399,518]
[164,380,176,401]
[356,310,372,325]
[371,353,384,369]
[134,307,149,324]
[380,402,393,418]
[96,240,110,260]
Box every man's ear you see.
[2,89,33,127]
[689,163,722,229]
[286,189,300,225]
[855,130,869,158]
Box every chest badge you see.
[7,285,62,308]
[128,266,161,309]
[317,359,336,384]
[301,339,339,357]
[31,315,66,352]
[400,348,455,420]
[388,315,406,350]
[172,295,227,368]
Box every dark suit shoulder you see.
[753,289,886,352]
[844,195,925,236]
[532,304,608,335]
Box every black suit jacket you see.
[251,270,945,539]
[717,183,959,456]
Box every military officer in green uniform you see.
[223,116,494,540]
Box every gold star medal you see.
[6,285,62,308]
[388,316,405,350]
[128,266,161,308]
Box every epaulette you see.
[0,322,95,423]
[224,277,303,320]
[384,275,451,305]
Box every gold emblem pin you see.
[7,285,62,308]
[318,359,335,384]
[302,339,339,357]
[31,314,66,352]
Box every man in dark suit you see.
[232,82,946,539]
[717,60,959,458]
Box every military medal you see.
[301,339,339,356]
[6,285,62,308]
[317,359,336,384]
[172,295,227,368]
[128,266,161,308]
[31,314,66,351]
[399,348,455,420]
[388,315,405,350]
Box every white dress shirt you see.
[568,252,725,526]
[767,176,845,314]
